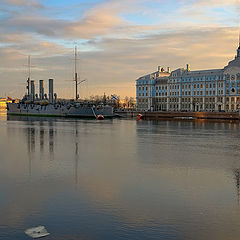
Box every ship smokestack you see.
[39,80,44,100]
[48,79,53,104]
[30,80,35,101]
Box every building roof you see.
[182,69,223,77]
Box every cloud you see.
[4,0,44,8]
[0,0,239,98]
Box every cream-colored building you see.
[136,41,240,112]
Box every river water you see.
[1,112,240,240]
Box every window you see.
[210,84,212,88]
[206,91,208,95]
[206,84,208,88]
[201,84,203,88]
[213,84,215,88]
[213,91,215,95]
[146,87,148,90]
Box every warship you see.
[7,49,114,119]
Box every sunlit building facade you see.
[136,42,240,112]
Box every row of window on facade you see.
[155,96,240,103]
[138,86,148,91]
[138,99,148,103]
[168,82,239,90]
[155,86,168,90]
[181,83,222,89]
[169,104,240,110]
[168,90,223,96]
[139,92,148,97]
[139,82,240,92]
[169,76,225,83]
[169,89,240,96]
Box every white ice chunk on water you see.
[25,226,50,238]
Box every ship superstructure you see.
[7,51,114,118]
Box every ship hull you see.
[7,103,114,118]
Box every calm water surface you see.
[1,112,240,240]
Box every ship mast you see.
[27,55,31,97]
[74,45,86,101]
[74,46,78,101]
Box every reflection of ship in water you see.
[24,120,56,177]
[25,120,55,155]
[234,168,240,205]
[11,116,80,186]
[74,122,79,187]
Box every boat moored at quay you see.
[7,50,114,119]
[7,99,114,118]
[7,75,114,119]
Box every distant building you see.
[136,38,240,112]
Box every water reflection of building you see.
[0,98,11,109]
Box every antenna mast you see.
[75,46,78,101]
[73,45,86,100]
[27,55,31,96]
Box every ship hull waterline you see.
[7,103,115,119]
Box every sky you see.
[0,0,240,99]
